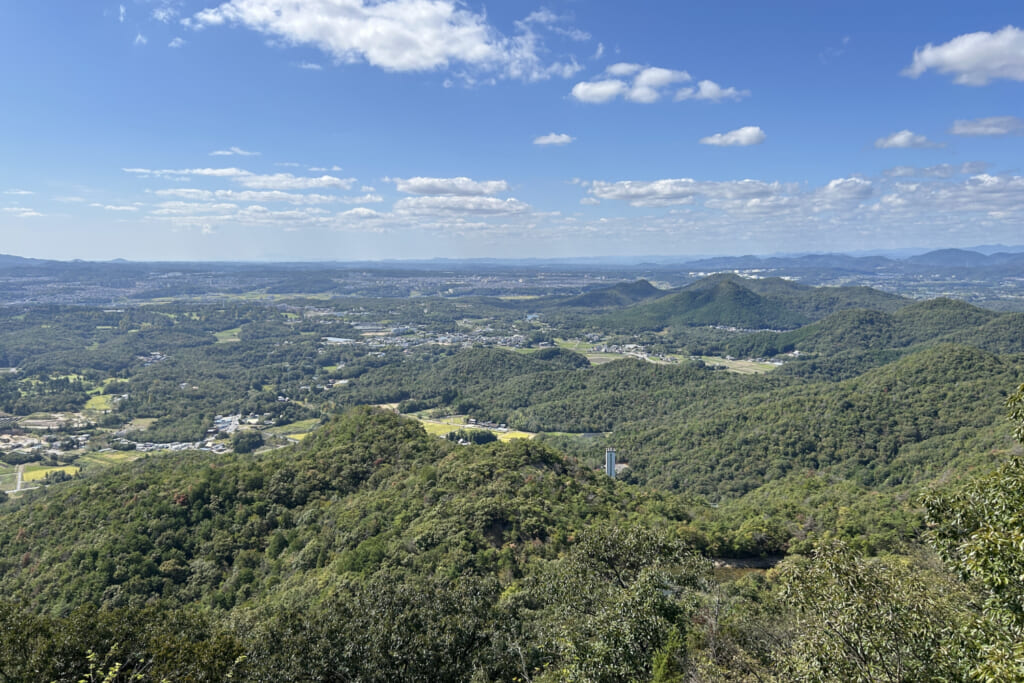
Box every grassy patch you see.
[125,418,158,431]
[264,418,322,441]
[23,465,80,482]
[79,451,141,466]
[555,338,597,353]
[85,394,115,411]
[214,327,242,343]
[697,356,777,374]
[412,415,534,442]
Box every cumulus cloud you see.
[675,79,749,102]
[699,126,766,146]
[119,5,126,22]
[298,62,323,70]
[341,207,383,218]
[169,37,186,48]
[874,130,943,149]
[394,195,529,215]
[571,64,692,103]
[391,176,508,196]
[134,33,148,46]
[188,0,579,81]
[571,79,629,103]
[210,146,260,156]
[903,25,1024,85]
[588,178,787,207]
[950,115,1024,136]
[533,132,574,146]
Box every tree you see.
[920,382,1024,680]
[773,540,972,681]
[517,525,712,682]
[231,430,263,454]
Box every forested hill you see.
[0,408,693,615]
[598,274,908,332]
[0,408,715,680]
[557,278,664,308]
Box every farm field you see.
[413,414,535,442]
[23,464,80,482]
[264,418,322,441]
[696,355,778,374]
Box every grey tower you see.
[605,447,616,478]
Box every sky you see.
[2,1,1023,261]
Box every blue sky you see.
[2,1,1023,261]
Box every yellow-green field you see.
[79,451,142,466]
[214,327,242,343]
[413,415,534,442]
[85,394,115,411]
[697,356,777,374]
[0,467,15,491]
[264,418,322,441]
[23,465,80,482]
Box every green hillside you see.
[601,274,908,332]
[559,278,665,308]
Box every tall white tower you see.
[605,447,616,478]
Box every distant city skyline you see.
[2,1,1023,260]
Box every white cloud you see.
[816,177,873,207]
[392,176,508,196]
[950,115,1024,136]
[153,7,177,22]
[874,130,943,149]
[884,163,985,178]
[298,62,322,70]
[237,173,356,190]
[593,42,604,60]
[606,62,643,77]
[341,207,382,218]
[903,25,1024,85]
[154,188,379,204]
[533,132,574,146]
[189,0,578,81]
[123,167,251,178]
[134,33,148,46]
[699,126,766,146]
[394,195,529,215]
[3,189,33,195]
[571,79,628,103]
[309,165,343,172]
[628,67,690,102]
[169,37,186,48]
[124,166,357,191]
[589,178,787,207]
[3,207,43,218]
[572,64,691,103]
[90,203,139,211]
[210,146,260,156]
[675,79,748,102]
[119,5,126,22]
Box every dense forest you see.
[2,270,1024,679]
[1,399,1023,680]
